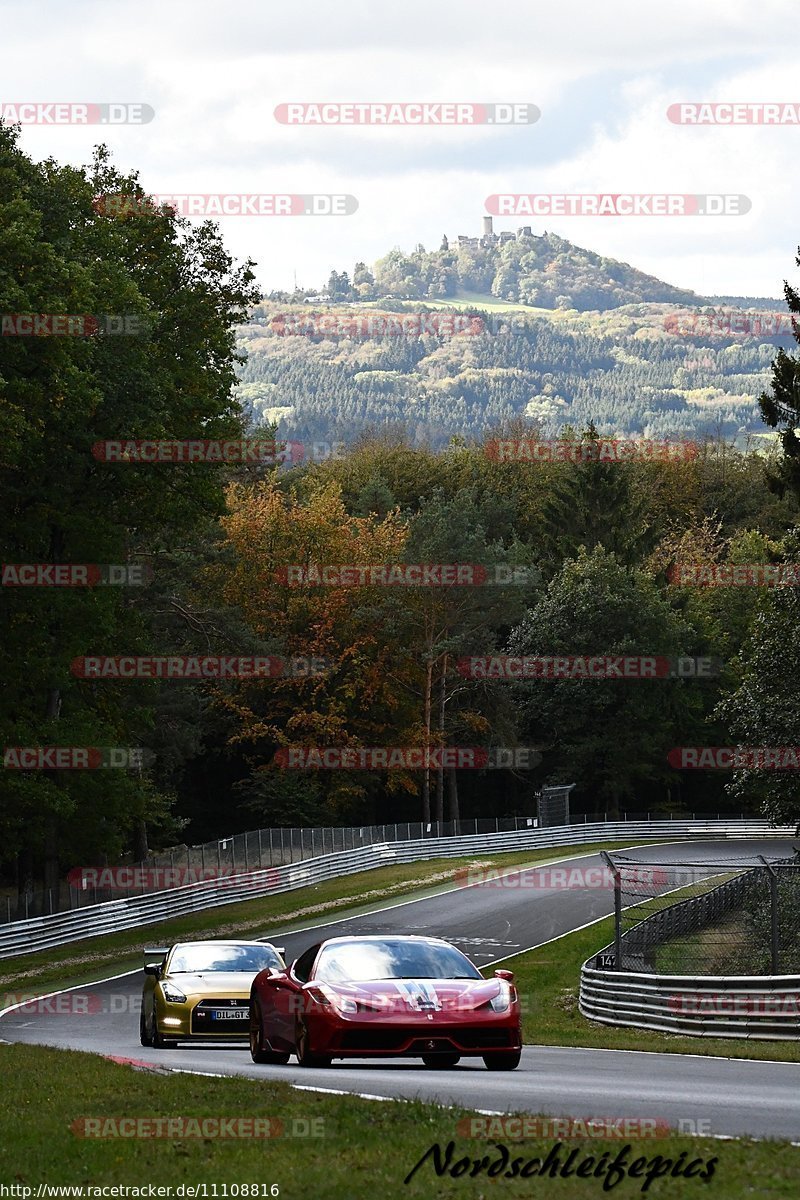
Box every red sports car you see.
[249,934,522,1070]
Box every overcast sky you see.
[3,0,798,299]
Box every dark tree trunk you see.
[447,765,459,826]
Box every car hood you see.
[315,977,506,1013]
[163,972,259,996]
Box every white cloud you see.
[2,0,799,295]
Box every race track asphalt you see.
[2,838,798,1141]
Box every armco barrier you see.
[0,820,792,961]
[580,960,800,1040]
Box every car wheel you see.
[139,1009,153,1047]
[295,1020,332,1068]
[421,1053,460,1068]
[250,1000,290,1065]
[483,1051,521,1071]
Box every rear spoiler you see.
[144,946,169,963]
[274,947,286,958]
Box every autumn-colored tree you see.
[214,479,421,821]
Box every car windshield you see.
[313,939,482,983]
[168,944,282,973]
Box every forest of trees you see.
[320,233,704,310]
[4,122,800,894]
[238,298,791,450]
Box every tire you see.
[421,1053,460,1068]
[139,1009,152,1047]
[483,1051,521,1071]
[295,1020,332,1069]
[250,999,291,1065]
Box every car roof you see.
[317,935,456,948]
[169,940,278,950]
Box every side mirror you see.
[494,969,515,984]
[144,964,162,978]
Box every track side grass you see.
[1,1043,800,1196]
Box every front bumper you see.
[157,997,251,1039]
[306,1008,522,1058]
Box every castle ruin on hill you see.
[441,215,533,251]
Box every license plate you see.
[210,1009,249,1020]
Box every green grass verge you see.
[0,841,650,1001]
[504,916,800,1063]
[1,1042,799,1195]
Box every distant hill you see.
[240,226,790,449]
[285,223,781,314]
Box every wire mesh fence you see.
[0,809,748,924]
[607,850,800,975]
[4,814,543,921]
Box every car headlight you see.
[488,982,512,1013]
[161,982,187,1004]
[305,985,358,1014]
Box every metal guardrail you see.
[0,819,792,962]
[580,962,800,1040]
[11,811,732,921]
[581,851,800,1039]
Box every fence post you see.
[601,851,622,970]
[758,856,780,973]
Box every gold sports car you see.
[140,939,286,1047]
